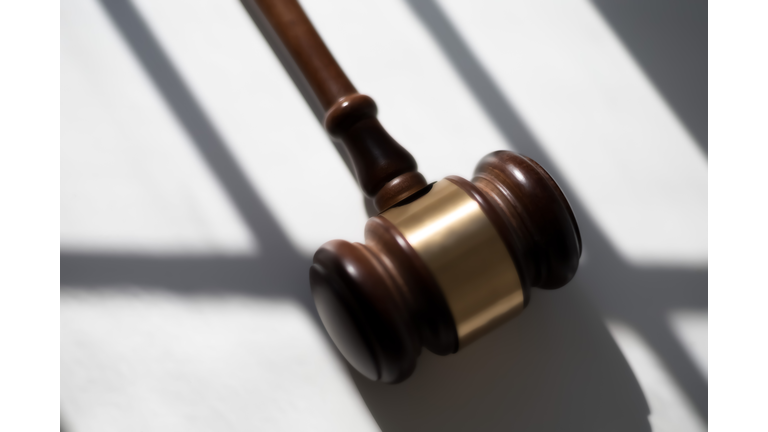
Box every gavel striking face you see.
[253,0,581,383]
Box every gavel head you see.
[310,151,581,383]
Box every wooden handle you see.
[253,0,582,383]
[310,151,582,382]
[254,0,427,211]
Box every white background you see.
[59,0,707,431]
[5,0,749,431]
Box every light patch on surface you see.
[436,0,708,266]
[126,0,524,254]
[607,320,706,432]
[60,0,707,429]
[61,0,255,255]
[669,310,708,381]
[300,0,512,185]
[129,0,368,254]
[61,289,379,432]
[409,201,476,244]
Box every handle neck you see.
[254,0,427,211]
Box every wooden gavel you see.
[254,0,581,383]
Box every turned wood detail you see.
[473,152,582,290]
[255,0,426,212]
[324,94,427,211]
[251,0,582,383]
[310,152,581,382]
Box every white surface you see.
[438,0,707,266]
[130,0,370,254]
[61,0,707,430]
[61,0,255,255]
[608,320,706,432]
[669,310,708,381]
[61,290,378,432]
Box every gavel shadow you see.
[400,0,707,425]
[62,0,704,431]
[351,286,650,432]
[353,2,706,430]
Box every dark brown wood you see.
[253,0,353,110]
[254,0,426,211]
[473,152,582,290]
[365,216,458,357]
[251,0,581,384]
[310,240,420,383]
[311,151,581,382]
[310,214,458,384]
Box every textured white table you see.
[61,0,707,431]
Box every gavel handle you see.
[254,0,428,211]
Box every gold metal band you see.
[381,179,524,348]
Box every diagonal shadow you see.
[61,0,313,309]
[61,253,313,309]
[590,0,707,154]
[238,0,358,181]
[62,0,705,430]
[94,0,290,255]
[405,0,707,422]
[237,0,377,216]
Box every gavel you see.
[253,0,581,383]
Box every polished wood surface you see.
[311,214,457,383]
[254,0,352,110]
[252,0,581,382]
[473,152,582,291]
[255,0,427,211]
[310,152,581,382]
